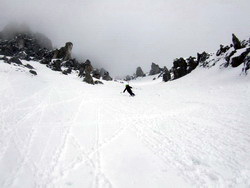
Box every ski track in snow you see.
[0,61,250,187]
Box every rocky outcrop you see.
[94,80,103,84]
[186,56,198,73]
[29,70,37,75]
[230,48,250,67]
[25,64,34,69]
[162,67,171,82]
[53,42,73,61]
[49,59,62,71]
[62,68,72,75]
[172,58,187,79]
[92,69,101,79]
[77,59,93,78]
[232,33,242,50]
[197,51,210,67]
[136,67,145,77]
[242,54,250,74]
[84,72,94,84]
[9,57,22,65]
[216,45,230,56]
[100,68,112,81]
[125,75,132,81]
[149,63,161,75]
[0,24,112,85]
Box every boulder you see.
[216,45,230,56]
[62,67,72,75]
[78,64,85,78]
[162,67,171,82]
[54,42,73,61]
[136,67,145,77]
[197,52,209,64]
[230,48,250,67]
[232,33,242,50]
[92,69,101,79]
[9,57,22,65]
[94,80,104,84]
[84,59,93,74]
[40,58,51,65]
[173,58,187,68]
[242,54,250,74]
[224,48,236,67]
[25,64,34,69]
[29,70,37,75]
[50,59,62,71]
[84,73,94,84]
[149,63,161,75]
[16,51,28,60]
[172,58,187,79]
[100,68,112,81]
[186,56,198,73]
[125,75,132,81]
[102,72,112,81]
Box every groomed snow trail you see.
[0,60,250,187]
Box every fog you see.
[1,0,250,77]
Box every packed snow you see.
[0,59,250,188]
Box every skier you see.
[123,84,135,96]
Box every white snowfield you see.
[0,59,250,188]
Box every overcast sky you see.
[1,0,250,77]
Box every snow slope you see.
[0,60,250,188]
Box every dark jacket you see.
[123,85,135,96]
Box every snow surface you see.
[0,60,250,188]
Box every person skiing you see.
[123,84,135,96]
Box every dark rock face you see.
[0,32,52,61]
[29,70,37,75]
[242,55,250,74]
[216,45,230,56]
[232,33,242,50]
[78,64,85,78]
[84,59,93,74]
[136,67,145,77]
[92,69,101,79]
[162,67,171,82]
[53,42,73,61]
[224,49,236,67]
[49,60,62,71]
[231,48,250,67]
[25,64,34,69]
[172,58,187,79]
[40,58,51,65]
[62,59,79,70]
[9,57,22,65]
[76,60,102,84]
[84,73,94,84]
[62,68,72,75]
[197,52,209,66]
[149,63,161,75]
[100,68,112,81]
[0,24,107,85]
[94,80,103,84]
[125,75,132,81]
[186,56,198,73]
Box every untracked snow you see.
[0,59,250,187]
